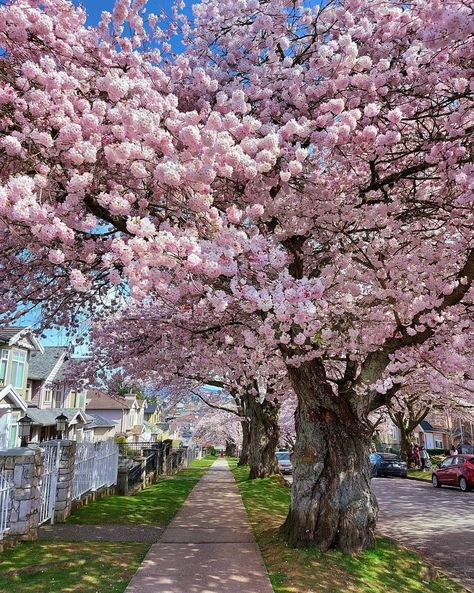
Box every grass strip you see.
[407,469,433,481]
[0,541,148,593]
[68,455,216,525]
[229,459,467,593]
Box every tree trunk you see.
[243,393,280,479]
[282,359,377,553]
[225,439,237,457]
[238,419,251,466]
[399,424,415,463]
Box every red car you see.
[432,454,474,492]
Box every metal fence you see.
[117,441,164,458]
[72,439,119,500]
[39,441,61,525]
[0,471,13,540]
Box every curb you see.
[405,475,432,483]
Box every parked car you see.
[432,454,474,492]
[370,452,407,478]
[276,451,293,475]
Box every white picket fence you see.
[0,470,14,539]
[72,439,119,500]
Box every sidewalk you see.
[124,458,274,593]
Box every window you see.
[11,350,26,389]
[440,457,453,468]
[0,349,9,384]
[435,439,443,449]
[53,387,62,407]
[44,388,52,403]
[454,456,465,466]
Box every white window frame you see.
[435,438,443,449]
[43,388,52,403]
[0,349,9,384]
[11,349,26,389]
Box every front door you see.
[437,457,455,484]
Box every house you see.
[414,419,450,450]
[85,390,145,442]
[26,346,89,442]
[0,385,27,449]
[83,414,116,442]
[0,326,43,448]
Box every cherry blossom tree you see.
[1,0,473,553]
[193,408,243,456]
[84,299,288,477]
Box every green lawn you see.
[0,542,148,593]
[228,459,467,593]
[407,469,433,482]
[68,456,216,525]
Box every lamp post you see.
[18,414,33,447]
[55,413,68,440]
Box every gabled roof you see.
[0,326,44,353]
[85,390,132,410]
[0,385,27,412]
[83,413,116,430]
[419,420,435,433]
[28,347,69,381]
[26,407,88,426]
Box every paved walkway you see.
[125,459,274,593]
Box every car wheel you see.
[459,477,471,492]
[432,475,441,488]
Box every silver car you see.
[276,451,293,475]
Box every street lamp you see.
[18,414,33,447]
[55,413,68,440]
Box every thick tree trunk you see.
[399,425,415,463]
[282,360,377,553]
[243,393,280,479]
[225,439,237,457]
[238,419,251,466]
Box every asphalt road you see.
[285,475,473,590]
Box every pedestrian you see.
[449,444,458,456]
[412,444,420,468]
[419,446,429,471]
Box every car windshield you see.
[276,452,290,461]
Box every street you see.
[285,476,474,591]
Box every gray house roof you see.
[28,347,68,381]
[26,407,87,426]
[420,420,435,433]
[145,402,158,414]
[84,414,116,430]
[0,326,44,352]
[0,326,29,343]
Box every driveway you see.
[284,476,473,590]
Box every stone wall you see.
[0,446,43,549]
[54,440,76,523]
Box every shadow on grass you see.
[68,457,216,526]
[0,541,148,593]
[229,460,467,593]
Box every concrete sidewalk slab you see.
[124,459,274,593]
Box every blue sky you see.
[77,0,192,27]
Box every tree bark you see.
[282,359,377,553]
[243,393,280,479]
[225,439,237,457]
[238,419,251,466]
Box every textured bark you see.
[225,439,237,457]
[282,359,377,553]
[239,419,251,466]
[243,392,280,479]
[399,426,416,463]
